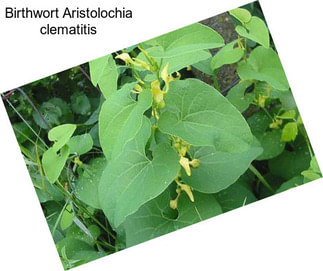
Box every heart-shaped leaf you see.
[211,40,244,70]
[42,145,70,184]
[145,23,224,58]
[99,118,179,229]
[48,124,76,152]
[121,189,222,247]
[75,157,107,209]
[235,16,269,48]
[182,137,263,193]
[99,86,152,161]
[68,133,93,156]
[238,46,289,91]
[158,78,253,152]
[89,54,118,99]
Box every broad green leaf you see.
[277,110,296,120]
[71,92,91,115]
[33,101,62,129]
[269,138,311,180]
[99,118,179,229]
[182,137,263,193]
[238,46,289,91]
[226,80,254,112]
[60,204,74,230]
[145,23,224,58]
[192,57,213,75]
[121,189,222,247]
[65,224,100,246]
[211,40,244,70]
[271,89,297,110]
[49,98,73,123]
[281,122,298,142]
[235,16,269,48]
[256,130,285,160]
[56,237,105,262]
[276,176,304,193]
[138,46,211,74]
[89,54,118,99]
[158,79,253,152]
[68,133,93,156]
[75,157,107,209]
[48,124,76,152]
[42,145,70,184]
[99,86,152,161]
[215,182,257,212]
[247,111,285,160]
[301,156,322,182]
[229,8,251,24]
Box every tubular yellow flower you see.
[151,80,164,105]
[179,156,191,176]
[180,184,194,202]
[133,58,151,71]
[115,52,134,65]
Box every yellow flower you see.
[179,156,191,176]
[115,53,134,65]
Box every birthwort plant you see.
[3,5,321,270]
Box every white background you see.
[0,0,322,270]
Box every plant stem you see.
[249,164,274,192]
[55,181,116,241]
[17,87,51,130]
[4,97,48,148]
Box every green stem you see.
[55,181,116,241]
[249,164,274,192]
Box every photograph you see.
[1,2,321,269]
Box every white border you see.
[1,0,322,270]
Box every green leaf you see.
[89,54,118,99]
[256,130,285,160]
[32,102,62,129]
[121,189,222,247]
[158,79,253,152]
[229,8,251,24]
[42,145,70,184]
[215,182,257,212]
[75,157,107,209]
[276,176,304,193]
[226,80,254,112]
[137,46,211,74]
[281,122,298,142]
[192,57,213,75]
[211,40,244,70]
[99,118,179,229]
[56,237,105,262]
[71,92,91,115]
[68,133,93,156]
[247,111,285,160]
[269,138,311,180]
[182,137,263,193]
[60,205,74,230]
[238,46,289,91]
[301,156,322,182]
[277,110,296,120]
[235,16,269,48]
[48,124,76,152]
[99,86,152,161]
[145,23,224,58]
[49,98,73,123]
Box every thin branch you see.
[16,87,51,130]
[78,65,101,94]
[220,77,240,95]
